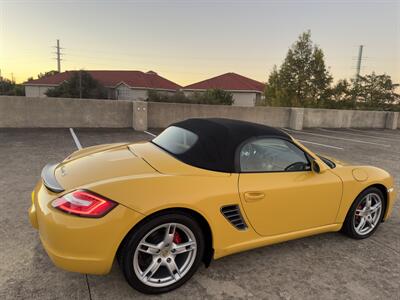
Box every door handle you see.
[244,191,265,202]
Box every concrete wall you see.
[398,114,400,128]
[147,102,291,128]
[0,96,398,130]
[0,96,132,128]
[303,108,388,128]
[25,85,53,98]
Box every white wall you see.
[131,89,149,100]
[25,85,52,98]
[116,85,148,100]
[231,92,257,107]
[183,91,195,98]
[115,84,176,100]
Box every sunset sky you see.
[1,0,399,85]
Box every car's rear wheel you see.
[342,187,385,239]
[119,213,204,294]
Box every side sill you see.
[213,223,342,260]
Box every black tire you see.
[119,212,204,294]
[342,187,385,239]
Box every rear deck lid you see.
[49,143,157,191]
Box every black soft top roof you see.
[161,118,291,173]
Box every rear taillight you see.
[52,190,117,218]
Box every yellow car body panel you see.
[330,165,396,222]
[29,138,396,275]
[55,143,157,190]
[30,181,145,274]
[238,170,343,236]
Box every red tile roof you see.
[24,70,181,90]
[184,72,265,92]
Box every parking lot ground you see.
[0,127,399,299]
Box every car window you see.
[239,138,310,172]
[152,126,198,154]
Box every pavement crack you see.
[85,274,93,300]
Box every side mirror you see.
[311,160,321,174]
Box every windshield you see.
[152,126,199,155]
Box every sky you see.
[0,0,399,85]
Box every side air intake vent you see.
[220,205,248,230]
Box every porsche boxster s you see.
[29,118,396,294]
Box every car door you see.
[238,137,342,237]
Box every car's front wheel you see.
[342,187,385,239]
[119,213,204,294]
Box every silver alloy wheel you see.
[353,193,383,236]
[133,223,197,288]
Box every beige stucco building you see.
[183,72,265,107]
[24,70,181,100]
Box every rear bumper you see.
[29,181,144,274]
[29,192,39,229]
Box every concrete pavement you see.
[0,127,399,299]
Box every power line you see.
[66,47,283,63]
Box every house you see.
[183,72,265,107]
[24,70,181,100]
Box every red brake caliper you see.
[173,231,182,244]
[356,204,363,222]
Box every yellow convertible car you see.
[29,118,396,294]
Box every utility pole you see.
[355,45,363,80]
[56,39,61,72]
[79,70,82,98]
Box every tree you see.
[147,90,188,103]
[354,73,399,110]
[0,78,15,95]
[147,89,234,105]
[198,89,234,105]
[0,77,25,96]
[328,73,399,110]
[265,31,332,107]
[324,79,354,109]
[45,71,108,99]
[38,70,59,79]
[264,66,290,106]
[13,84,25,96]
[309,47,333,105]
